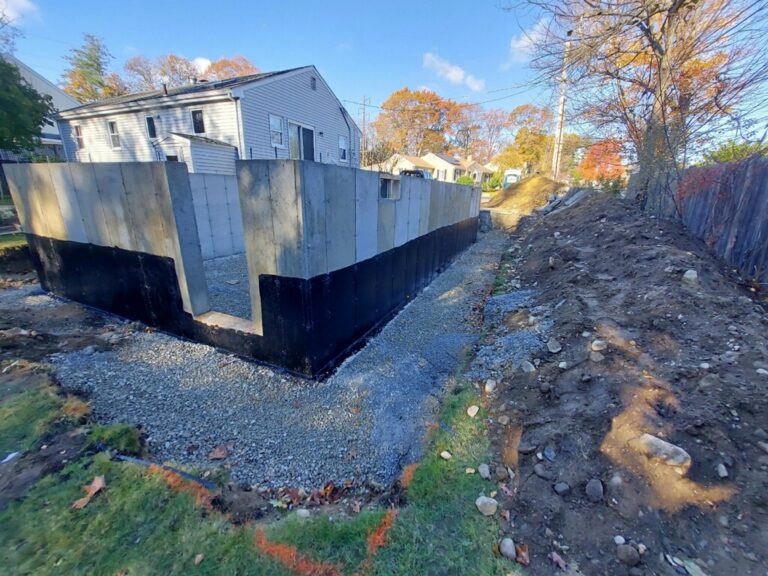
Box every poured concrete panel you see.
[189,174,214,258]
[268,161,305,278]
[121,162,172,256]
[394,178,410,248]
[93,163,135,248]
[418,180,431,236]
[406,178,424,241]
[377,199,395,253]
[68,164,109,246]
[324,164,357,273]
[355,170,378,262]
[47,165,87,243]
[300,161,327,277]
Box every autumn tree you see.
[0,56,54,152]
[575,139,625,183]
[516,0,768,215]
[371,88,451,156]
[475,109,513,163]
[62,34,126,102]
[492,104,555,174]
[204,56,259,81]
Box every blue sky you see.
[4,0,553,121]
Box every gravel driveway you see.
[51,231,507,489]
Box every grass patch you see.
[0,233,26,250]
[0,195,13,205]
[90,424,142,455]
[370,388,513,575]
[0,381,63,454]
[492,249,516,295]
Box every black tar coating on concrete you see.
[26,217,478,378]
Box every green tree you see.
[701,140,767,165]
[456,174,475,186]
[62,34,126,103]
[0,57,54,152]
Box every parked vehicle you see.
[400,169,432,179]
[502,168,522,187]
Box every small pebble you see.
[521,360,536,373]
[616,544,640,566]
[558,361,567,369]
[500,537,516,560]
[440,451,452,460]
[478,463,491,479]
[717,463,728,478]
[296,509,311,519]
[682,269,698,283]
[614,535,626,545]
[590,351,605,363]
[467,405,479,418]
[591,339,607,352]
[585,478,604,503]
[484,379,497,393]
[547,338,562,353]
[497,415,510,426]
[475,496,498,516]
[553,481,571,496]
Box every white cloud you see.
[0,0,38,21]
[504,18,548,67]
[422,52,485,92]
[193,57,212,74]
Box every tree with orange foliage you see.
[516,0,768,214]
[203,56,259,81]
[575,139,625,184]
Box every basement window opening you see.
[379,175,401,200]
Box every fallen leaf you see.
[72,476,106,509]
[466,467,476,474]
[194,553,204,566]
[549,550,567,570]
[208,445,229,460]
[351,500,362,514]
[515,543,530,566]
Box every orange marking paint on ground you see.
[148,465,214,511]
[400,463,418,489]
[253,528,342,576]
[366,508,398,555]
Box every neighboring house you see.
[56,66,361,175]
[0,54,79,162]
[460,157,494,184]
[421,152,465,182]
[363,153,434,176]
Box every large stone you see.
[635,434,691,468]
[500,537,516,560]
[475,496,498,516]
[478,463,491,480]
[616,544,640,566]
[585,478,604,503]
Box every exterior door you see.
[288,123,315,161]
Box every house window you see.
[191,110,205,134]
[145,116,157,139]
[310,76,317,91]
[107,121,120,149]
[379,176,401,200]
[73,125,84,150]
[338,135,348,162]
[269,114,284,147]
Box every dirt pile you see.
[482,176,563,212]
[480,192,768,574]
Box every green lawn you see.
[0,233,26,250]
[0,195,14,205]
[1,336,514,574]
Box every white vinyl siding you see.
[339,135,348,162]
[60,100,239,165]
[189,141,236,175]
[239,68,360,165]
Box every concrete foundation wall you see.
[189,173,245,259]
[5,161,209,315]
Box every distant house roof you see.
[402,155,434,169]
[2,54,79,113]
[429,153,461,166]
[168,132,235,147]
[62,67,308,113]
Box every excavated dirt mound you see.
[482,176,562,212]
[482,193,768,575]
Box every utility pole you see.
[551,40,570,181]
[360,96,369,167]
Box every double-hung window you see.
[269,114,284,147]
[73,125,84,149]
[191,109,205,134]
[145,116,157,139]
[107,121,120,149]
[338,135,348,162]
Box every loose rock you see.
[484,379,497,394]
[467,405,479,418]
[478,463,491,479]
[547,338,563,353]
[589,351,605,363]
[699,373,720,388]
[683,269,699,284]
[534,463,554,480]
[717,463,728,478]
[585,478,604,503]
[495,466,509,482]
[634,434,691,468]
[440,450,452,460]
[616,544,640,566]
[591,339,608,352]
[521,360,536,373]
[500,537,516,560]
[296,508,311,519]
[553,481,571,496]
[475,496,498,516]
[497,415,510,426]
[614,535,626,545]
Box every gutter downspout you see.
[229,91,244,160]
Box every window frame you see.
[107,120,121,149]
[145,116,157,139]
[73,124,84,150]
[338,135,348,162]
[269,114,285,148]
[191,109,205,134]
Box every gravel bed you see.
[203,253,251,319]
[51,231,507,489]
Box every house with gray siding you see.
[56,66,360,174]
